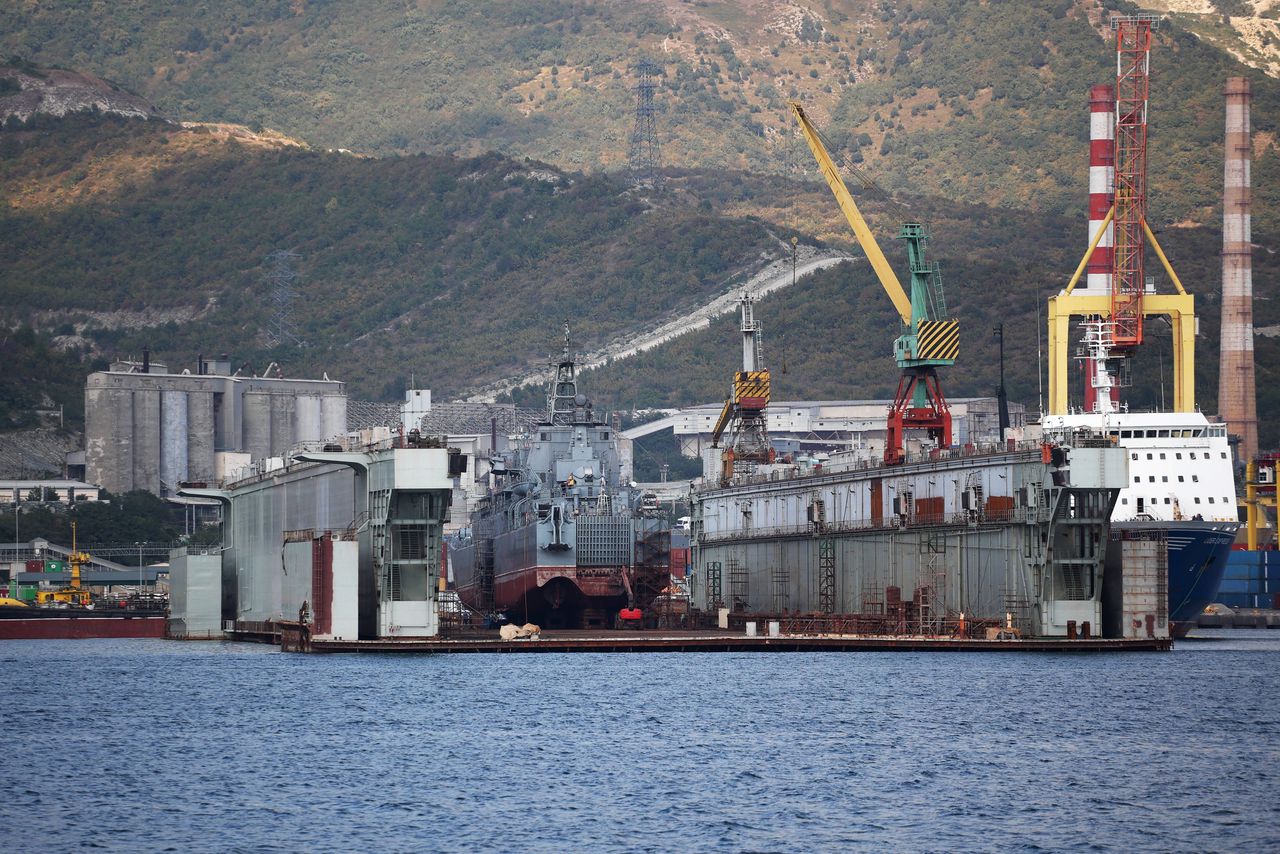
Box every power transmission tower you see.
[264,249,303,348]
[628,58,662,188]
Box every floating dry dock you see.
[274,627,1171,653]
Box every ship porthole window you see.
[1159,453,1166,460]
[1176,453,1182,459]
[1148,476,1155,482]
[1178,476,1184,482]
[1146,453,1153,460]
[1134,476,1140,483]
[1221,453,1228,459]
[1193,475,1199,482]
[1121,498,1128,504]
[1164,498,1171,504]
[1161,476,1167,482]
[1209,497,1216,504]
[1131,453,1138,460]
[1195,497,1201,504]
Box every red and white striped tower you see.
[1084,84,1117,412]
[1086,84,1115,292]
[1219,76,1257,462]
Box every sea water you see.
[1,631,1277,853]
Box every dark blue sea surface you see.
[1,632,1278,853]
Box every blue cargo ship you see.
[1044,408,1240,637]
[1216,549,1280,610]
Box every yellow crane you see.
[790,102,959,464]
[36,522,92,607]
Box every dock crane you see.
[1046,14,1196,415]
[709,290,774,484]
[35,521,92,607]
[790,102,959,465]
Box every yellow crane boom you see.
[789,102,913,325]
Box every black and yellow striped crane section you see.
[732,370,771,406]
[710,370,771,447]
[914,319,959,363]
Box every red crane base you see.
[885,369,952,465]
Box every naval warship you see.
[450,332,672,628]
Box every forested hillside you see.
[2,1,1278,446]
[0,112,781,403]
[2,1,1277,231]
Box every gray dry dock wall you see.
[224,463,357,625]
[691,525,1035,623]
[690,452,1060,622]
[168,548,224,638]
[85,370,346,496]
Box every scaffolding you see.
[771,566,790,614]
[728,558,749,611]
[918,533,947,634]
[705,560,723,610]
[817,539,836,613]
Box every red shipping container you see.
[670,547,689,579]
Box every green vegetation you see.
[0,112,777,408]
[2,0,1279,448]
[1,1,1275,233]
[0,326,97,430]
[0,490,212,555]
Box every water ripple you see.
[0,632,1278,852]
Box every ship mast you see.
[548,323,581,426]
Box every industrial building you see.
[84,354,346,497]
[624,397,1026,461]
[0,479,101,503]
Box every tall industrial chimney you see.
[1086,84,1115,293]
[1219,76,1257,463]
[1083,84,1117,413]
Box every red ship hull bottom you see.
[0,616,167,640]
[458,566,658,629]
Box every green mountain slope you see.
[2,1,1277,231]
[0,112,779,402]
[3,107,1277,446]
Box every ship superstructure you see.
[1036,20,1242,633]
[1042,320,1238,630]
[450,333,671,628]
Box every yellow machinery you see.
[1046,208,1196,414]
[35,522,92,607]
[1047,18,1196,414]
[710,292,774,483]
[791,102,959,464]
[1243,456,1278,551]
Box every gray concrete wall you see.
[242,392,272,463]
[269,393,296,457]
[132,387,161,494]
[160,390,188,493]
[187,391,215,482]
[296,395,322,444]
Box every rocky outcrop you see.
[0,64,162,124]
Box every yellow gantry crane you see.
[790,102,959,464]
[1047,211,1195,413]
[1048,15,1196,414]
